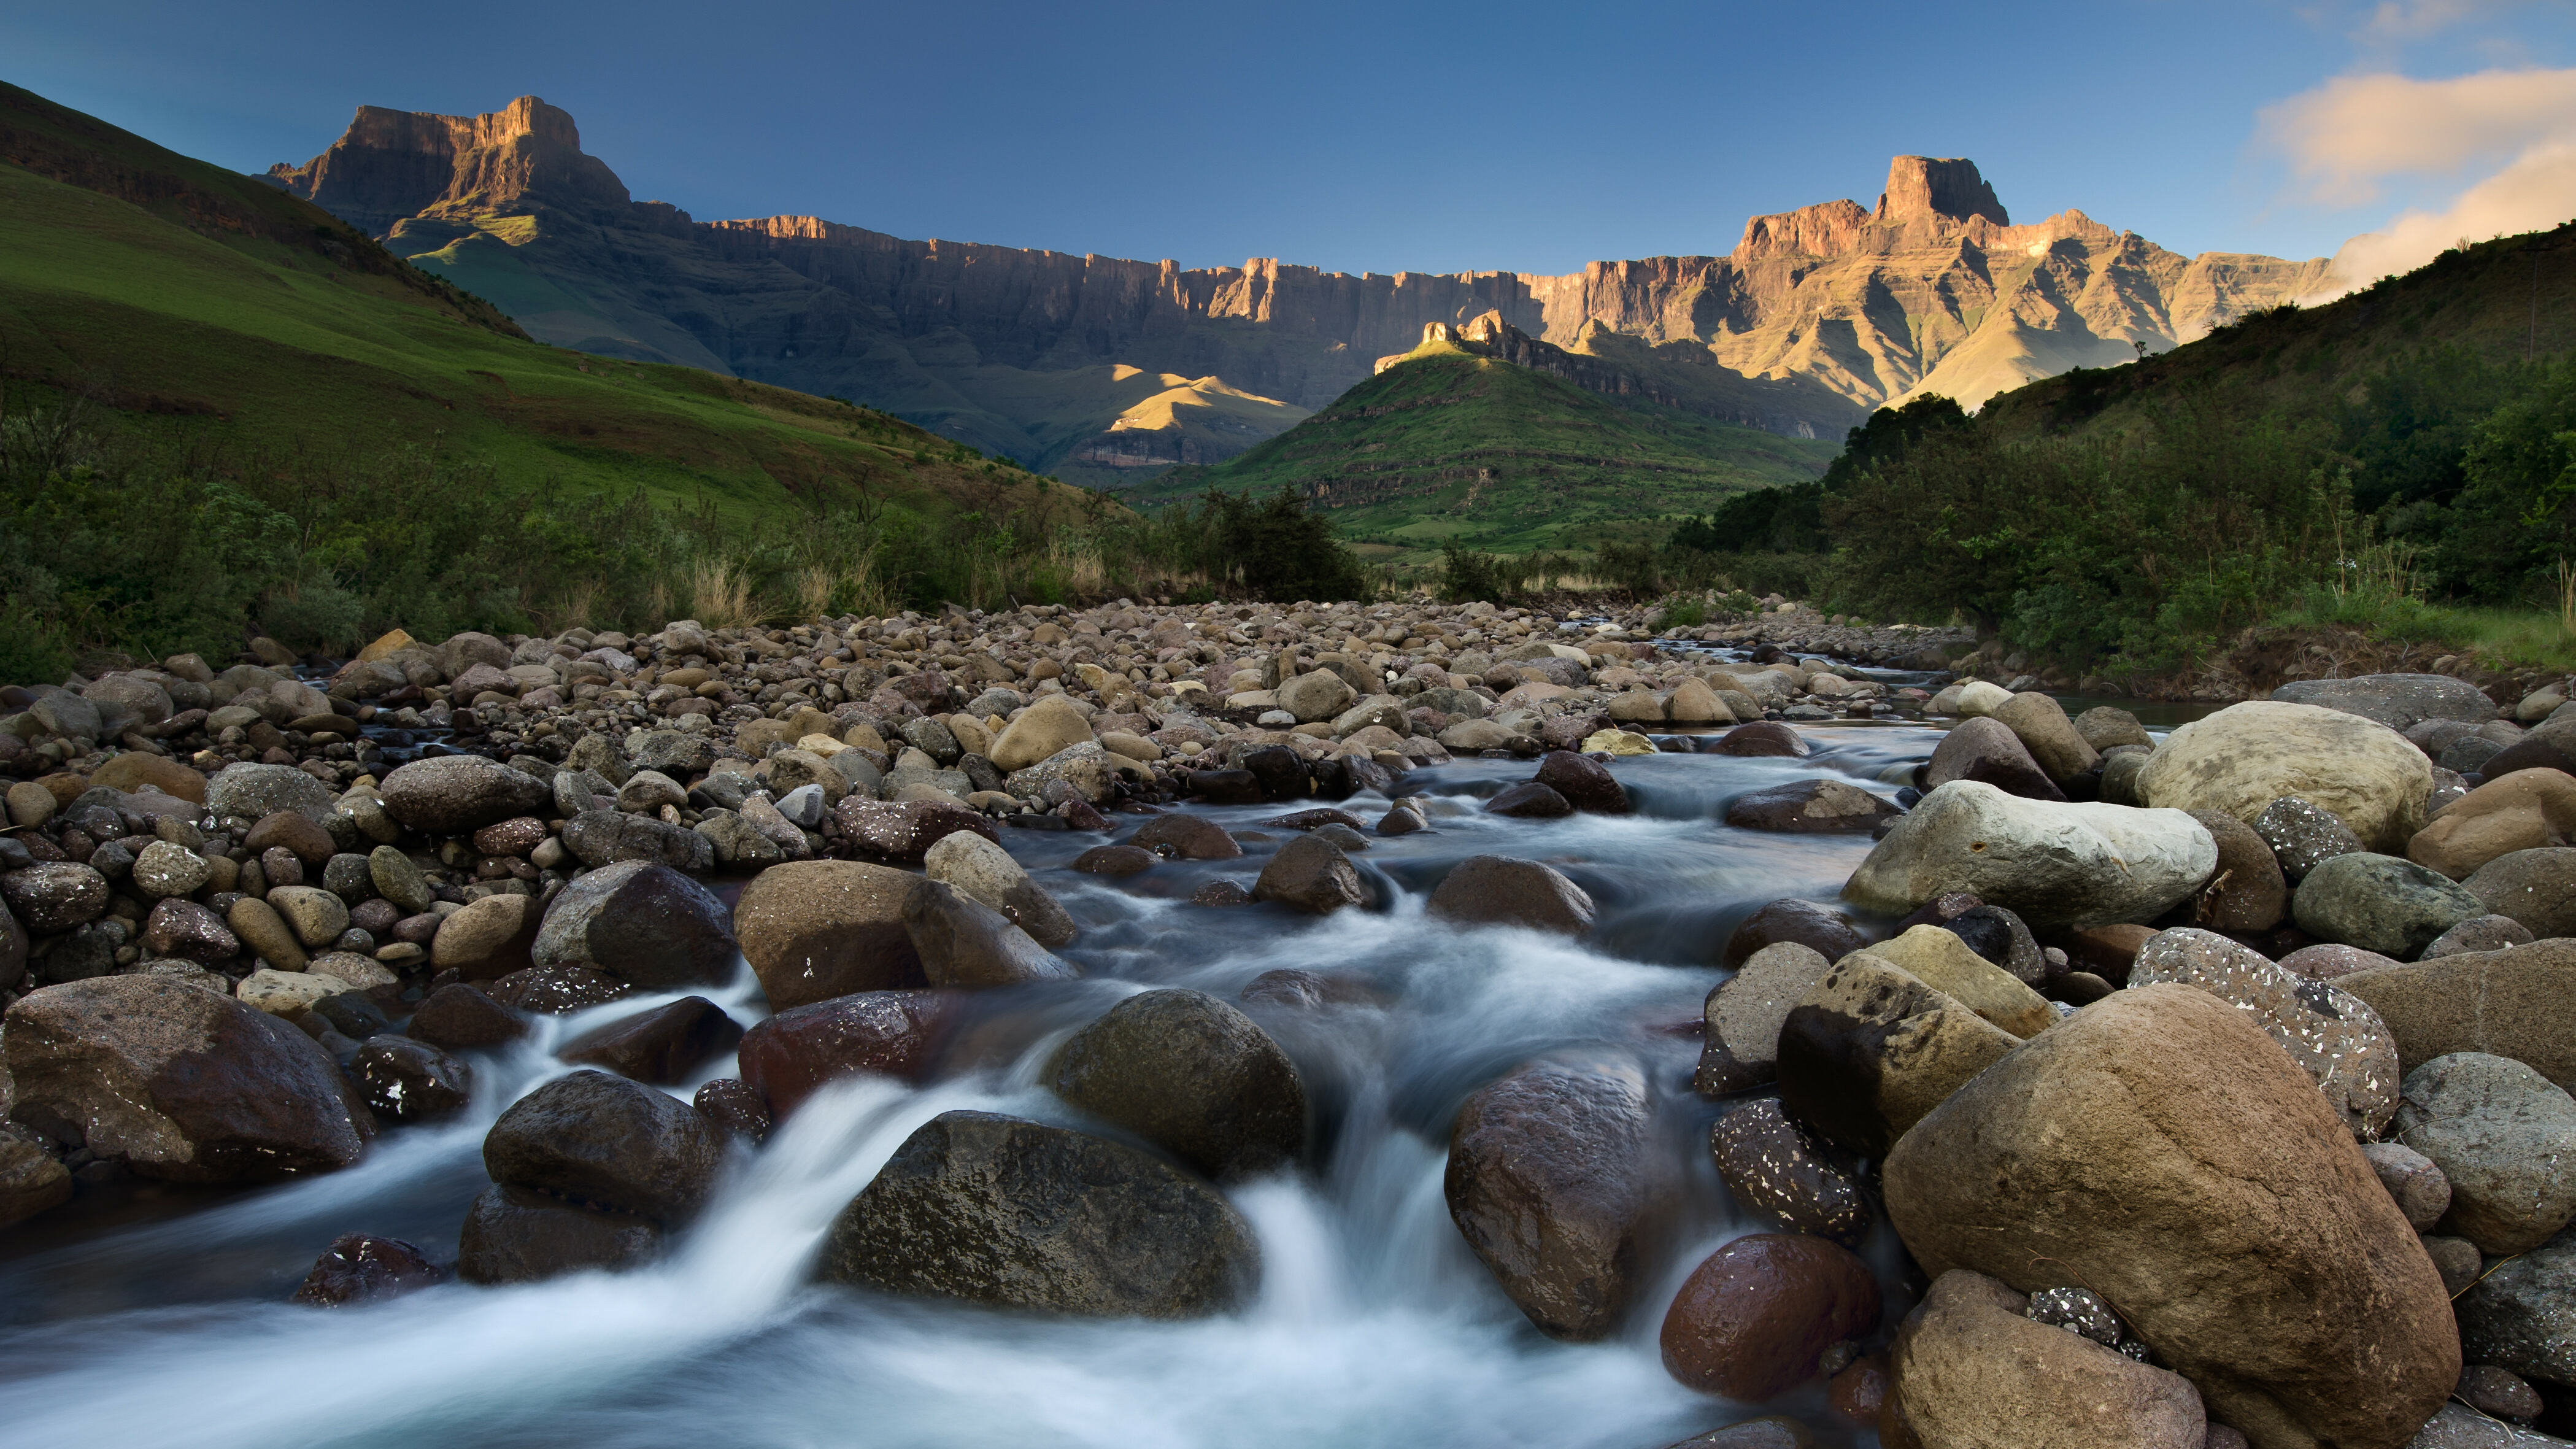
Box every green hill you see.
[1133,341,1837,565]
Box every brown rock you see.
[406,982,526,1050]
[1710,1095,1872,1245]
[1252,834,1366,914]
[430,893,542,980]
[1444,1055,1670,1340]
[1723,898,1867,968]
[1888,1270,2205,1449]
[560,997,744,1084]
[379,754,552,835]
[693,1077,771,1143]
[736,860,926,1011]
[831,797,999,866]
[482,1068,722,1225]
[1046,987,1307,1180]
[1657,1232,1882,1400]
[457,1184,660,1285]
[2189,810,2290,932]
[1882,984,2459,1449]
[1132,814,1243,860]
[737,989,962,1119]
[290,1233,449,1307]
[350,1035,472,1121]
[88,752,206,804]
[1534,751,1630,813]
[1776,952,2019,1156]
[1725,779,1901,833]
[1714,722,1810,757]
[2407,768,2576,879]
[1484,781,1572,817]
[2056,922,2158,984]
[533,860,736,989]
[901,879,1078,989]
[1425,856,1596,934]
[245,810,336,867]
[1926,716,2064,801]
[1071,844,1157,876]
[2339,940,2576,1092]
[486,963,633,1013]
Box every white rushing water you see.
[0,727,1940,1449]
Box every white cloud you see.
[2313,136,2576,296]
[2353,0,2532,43]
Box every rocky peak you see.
[1876,155,2008,228]
[264,96,630,237]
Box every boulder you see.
[406,982,526,1051]
[429,893,542,980]
[1484,781,1572,818]
[1657,1232,1882,1401]
[559,810,716,873]
[2293,853,2485,958]
[559,997,744,1085]
[2272,673,2497,732]
[1130,813,1243,861]
[2455,1232,2576,1390]
[533,860,736,989]
[290,1232,449,1307]
[3,975,371,1182]
[816,1110,1257,1317]
[378,755,551,835]
[1843,781,2216,928]
[128,840,210,900]
[89,752,205,804]
[1708,1096,1872,1246]
[2252,795,2369,881]
[1252,834,1365,914]
[2424,914,2537,959]
[1697,942,1833,1095]
[206,762,333,824]
[1278,669,1357,723]
[486,964,632,1014]
[2073,706,2154,752]
[2466,848,2576,939]
[1424,856,1596,935]
[1003,741,1119,806]
[2136,700,2432,852]
[2191,810,2291,931]
[1713,722,1810,757]
[139,898,236,962]
[1867,924,2054,1038]
[2410,769,2576,880]
[457,1184,661,1285]
[1942,902,2047,984]
[1776,952,2020,1156]
[736,860,925,1011]
[1724,779,1900,833]
[1722,898,1866,968]
[1991,692,2102,784]
[1047,987,1306,1180]
[1882,984,2459,1449]
[1925,716,2065,802]
[245,810,336,867]
[1,863,109,933]
[2340,941,2576,1092]
[2393,1053,2576,1254]
[482,1069,722,1225]
[1445,1055,1670,1340]
[1888,1270,2207,1449]
[737,989,961,1118]
[922,830,1077,946]
[901,879,1078,989]
[831,797,999,865]
[2129,927,2402,1135]
[1534,751,1631,813]
[350,1035,472,1122]
[2360,1142,2453,1231]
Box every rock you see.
[487,964,633,1014]
[1657,1232,1882,1401]
[378,755,552,835]
[1424,856,1595,934]
[3,975,371,1182]
[1,862,109,933]
[290,1232,449,1307]
[736,860,925,1010]
[1953,679,2015,716]
[2137,701,2434,852]
[737,989,960,1118]
[1580,728,1656,756]
[1534,751,1631,813]
[816,1110,1258,1318]
[482,1069,722,1225]
[2402,1401,2571,1447]
[2361,1142,2456,1232]
[1867,924,2054,1038]
[89,752,205,804]
[2456,1231,2576,1390]
[1925,716,2065,802]
[2280,941,2403,980]
[2424,1234,2486,1296]
[429,893,542,980]
[206,763,333,824]
[1726,779,1900,833]
[2129,927,2403,1135]
[1072,844,1157,875]
[693,1078,771,1143]
[139,898,236,962]
[2394,1053,2576,1254]
[1047,987,1306,1180]
[1439,718,1521,751]
[2191,810,2291,932]
[560,997,744,1084]
[350,1035,472,1121]
[1942,902,2046,984]
[831,797,998,865]
[2074,706,2154,751]
[2294,853,2486,958]
[1843,781,2216,928]
[2410,770,2576,880]
[364,844,433,915]
[2466,848,2576,938]
[6,781,55,829]
[2273,673,2497,732]
[2255,795,2370,881]
[901,879,1077,989]
[1130,814,1243,861]
[560,810,715,873]
[456,1184,661,1285]
[245,810,336,867]
[1714,722,1810,757]
[2426,914,2539,959]
[1776,952,2021,1156]
[1698,942,1833,1094]
[406,982,526,1051]
[1709,1097,1872,1246]
[922,831,1078,947]
[1252,834,1365,914]
[1887,1270,2207,1449]
[0,1130,69,1226]
[532,860,736,990]
[1724,898,1866,968]
[1882,984,2459,1449]
[1278,669,1357,723]
[1446,1056,1668,1340]
[1991,692,2102,784]
[1484,781,1572,817]
[128,840,210,900]
[1004,741,1119,806]
[2341,941,2576,1091]
[2456,1366,2547,1423]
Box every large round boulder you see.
[1251,834,1366,914]
[901,879,1078,989]
[1657,1232,1881,1401]
[816,1110,1258,1318]
[378,755,551,835]
[2272,673,2496,732]
[1888,1270,2207,1448]
[1882,984,2459,1449]
[1444,1055,1672,1341]
[482,1068,722,1226]
[737,989,961,1119]
[1533,751,1631,813]
[2408,768,2576,880]
[924,830,1080,946]
[2392,1051,2576,1255]
[1425,856,1596,935]
[2129,927,2401,1136]
[1776,952,2020,1156]
[205,762,333,824]
[2464,846,2576,938]
[533,860,736,989]
[1841,781,2215,927]
[1047,988,1306,1180]
[735,860,925,1010]
[429,893,543,980]
[2291,852,2484,958]
[2134,700,2432,851]
[2339,940,2576,1092]
[1924,716,2064,802]
[3,975,372,1182]
[1990,691,2102,784]
[987,695,1094,771]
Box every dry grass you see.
[687,558,757,630]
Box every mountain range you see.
[263,98,2332,476]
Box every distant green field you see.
[1132,345,1837,565]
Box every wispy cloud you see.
[2352,0,2533,44]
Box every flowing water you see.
[0,724,1951,1449]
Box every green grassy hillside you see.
[1133,342,1836,566]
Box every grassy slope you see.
[1134,343,1835,562]
[0,82,1057,525]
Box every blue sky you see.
[10,1,2576,280]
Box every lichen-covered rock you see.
[2137,700,2434,852]
[2129,926,2402,1136]
[1047,987,1306,1180]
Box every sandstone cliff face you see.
[264,109,2327,458]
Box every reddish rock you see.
[1714,722,1810,758]
[1071,844,1158,876]
[833,797,998,865]
[1132,814,1242,860]
[738,989,963,1119]
[291,1233,449,1307]
[1484,781,1573,818]
[1658,1232,1882,1400]
[406,982,527,1050]
[1535,751,1632,813]
[560,997,744,1084]
[693,1076,771,1143]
